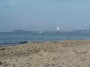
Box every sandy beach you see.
[0,40,90,67]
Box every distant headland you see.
[11,29,90,34]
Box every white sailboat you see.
[57,26,60,31]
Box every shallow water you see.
[0,32,90,46]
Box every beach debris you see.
[0,47,5,50]
[73,50,88,54]
[0,61,3,65]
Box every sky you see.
[0,0,90,32]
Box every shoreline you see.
[0,39,90,46]
[0,40,90,67]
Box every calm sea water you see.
[0,32,90,46]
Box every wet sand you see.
[0,40,90,67]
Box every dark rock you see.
[19,41,28,44]
[0,47,5,50]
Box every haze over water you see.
[0,0,90,32]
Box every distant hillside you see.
[11,30,37,33]
[11,29,90,34]
[72,29,90,33]
[12,30,27,32]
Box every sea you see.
[0,32,90,46]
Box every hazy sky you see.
[0,0,90,32]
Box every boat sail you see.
[57,26,60,31]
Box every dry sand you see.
[0,40,90,67]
